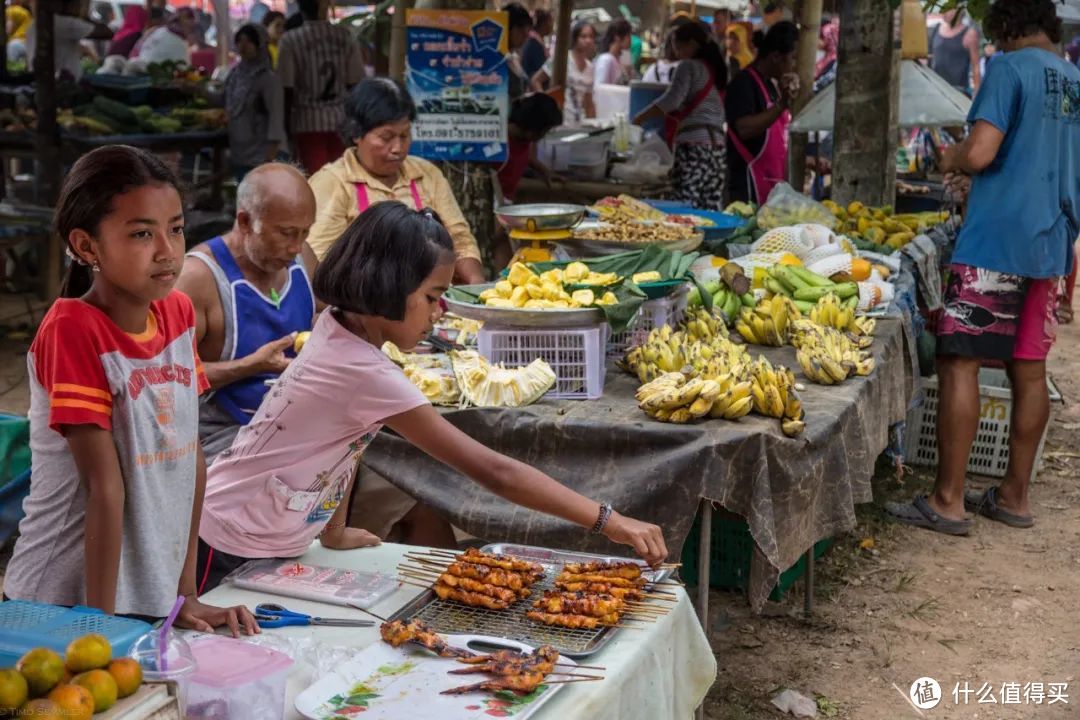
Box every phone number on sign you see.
[414,116,504,142]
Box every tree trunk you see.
[416,0,497,275]
[831,0,898,207]
[788,0,824,195]
[35,0,62,298]
[389,0,414,81]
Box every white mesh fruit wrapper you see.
[801,243,848,268]
[808,253,853,279]
[731,252,785,273]
[796,223,835,248]
[751,227,815,257]
[856,282,892,311]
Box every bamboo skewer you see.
[544,677,605,684]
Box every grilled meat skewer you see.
[555,572,646,588]
[436,572,521,603]
[379,619,475,659]
[562,561,642,580]
[532,591,625,617]
[553,581,644,600]
[526,610,620,628]
[434,581,511,610]
[445,562,531,591]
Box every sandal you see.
[964,486,1035,528]
[884,495,972,536]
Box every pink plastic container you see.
[184,636,294,720]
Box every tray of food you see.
[296,630,587,719]
[568,220,704,254]
[390,547,677,658]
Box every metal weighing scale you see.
[494,204,587,265]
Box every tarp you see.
[361,313,918,611]
[791,60,973,132]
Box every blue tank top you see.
[201,236,315,424]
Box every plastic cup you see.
[128,628,198,714]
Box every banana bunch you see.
[790,319,876,385]
[808,292,879,340]
[635,368,754,423]
[748,355,806,437]
[682,307,726,342]
[624,319,750,384]
[734,295,794,347]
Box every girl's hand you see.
[175,595,260,638]
[601,511,668,566]
[319,526,382,550]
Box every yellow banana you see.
[722,396,754,419]
[781,418,806,437]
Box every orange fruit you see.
[18,698,65,718]
[0,668,28,712]
[45,684,93,720]
[106,658,143,699]
[15,648,65,697]
[71,669,118,713]
[65,633,112,673]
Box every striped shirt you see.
[277,20,365,134]
[655,59,725,145]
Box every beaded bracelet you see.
[590,503,613,534]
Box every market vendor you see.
[528,21,598,126]
[306,78,486,285]
[633,21,728,211]
[177,164,317,463]
[724,20,799,204]
[26,0,114,80]
[195,201,667,594]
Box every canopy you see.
[790,60,972,132]
[1059,0,1080,21]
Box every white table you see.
[200,542,717,720]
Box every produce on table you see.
[60,97,227,137]
[4,633,146,716]
[808,293,877,338]
[574,218,699,244]
[733,295,797,347]
[821,199,948,252]
[790,319,875,385]
[449,350,556,408]
[748,356,806,437]
[478,262,618,309]
[590,194,666,223]
[724,201,757,218]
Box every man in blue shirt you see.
[888,0,1080,535]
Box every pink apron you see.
[726,67,791,203]
[355,180,424,212]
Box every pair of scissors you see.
[254,603,375,629]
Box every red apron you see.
[355,180,424,212]
[663,61,719,149]
[726,67,791,203]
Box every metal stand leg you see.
[803,547,815,618]
[695,500,712,720]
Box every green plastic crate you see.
[680,512,832,601]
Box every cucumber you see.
[92,95,138,124]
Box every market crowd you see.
[4,0,1078,645]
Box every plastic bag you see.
[610,134,673,183]
[756,183,837,230]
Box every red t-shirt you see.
[497,138,533,202]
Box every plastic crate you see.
[478,324,607,400]
[680,513,832,601]
[0,600,152,668]
[904,368,1062,479]
[607,288,689,358]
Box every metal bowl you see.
[494,203,588,233]
[445,284,605,328]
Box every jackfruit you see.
[563,262,590,282]
[571,289,595,307]
[450,351,556,407]
[403,365,461,406]
[632,271,662,284]
[508,262,538,287]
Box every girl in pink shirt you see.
[196,202,667,592]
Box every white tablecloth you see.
[199,542,717,720]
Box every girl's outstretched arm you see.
[384,406,668,565]
[68,425,125,615]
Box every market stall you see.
[200,542,717,720]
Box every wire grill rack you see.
[389,545,673,658]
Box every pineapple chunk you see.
[571,289,595,306]
[563,261,590,282]
[632,270,662,284]
[507,262,538,287]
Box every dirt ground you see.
[1,293,1077,719]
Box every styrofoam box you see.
[607,288,689,358]
[478,323,609,400]
[904,368,1062,479]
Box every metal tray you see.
[387,546,673,658]
[444,283,606,328]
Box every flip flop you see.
[964,486,1035,529]
[884,495,972,536]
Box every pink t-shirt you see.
[199,310,428,558]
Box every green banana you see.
[794,286,833,302]
[773,265,811,292]
[789,265,834,288]
[764,277,792,297]
[723,291,741,321]
[793,299,816,314]
[741,292,757,307]
[833,282,859,300]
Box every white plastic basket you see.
[478,324,608,400]
[607,288,689,358]
[904,369,1062,479]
